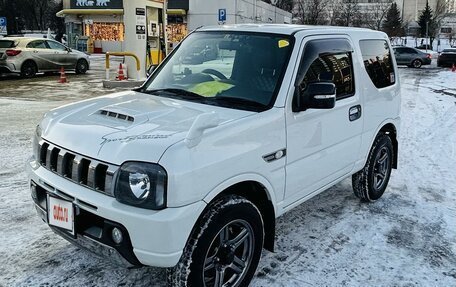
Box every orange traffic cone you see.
[452,64,456,72]
[116,63,125,81]
[58,67,68,83]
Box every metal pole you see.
[426,20,429,52]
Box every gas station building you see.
[57,0,291,79]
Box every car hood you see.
[40,91,254,165]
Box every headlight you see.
[114,162,167,210]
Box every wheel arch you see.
[202,176,278,252]
[21,59,38,72]
[375,122,398,169]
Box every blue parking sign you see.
[0,17,7,35]
[218,9,226,22]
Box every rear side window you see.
[359,40,395,89]
[0,40,16,48]
[27,40,48,49]
[303,53,355,99]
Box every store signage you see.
[136,8,146,37]
[0,17,6,35]
[70,0,123,9]
[218,9,226,22]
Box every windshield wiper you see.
[213,96,267,111]
[143,88,204,100]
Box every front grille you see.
[37,140,117,196]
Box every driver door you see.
[283,35,363,208]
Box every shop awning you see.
[167,9,186,15]
[56,9,124,17]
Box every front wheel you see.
[75,59,88,74]
[167,195,264,287]
[352,133,394,202]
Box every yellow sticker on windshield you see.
[278,40,289,48]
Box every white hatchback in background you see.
[0,37,89,77]
[27,24,400,286]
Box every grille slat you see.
[45,144,54,168]
[87,163,97,189]
[37,140,117,196]
[56,151,65,175]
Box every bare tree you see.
[335,0,362,27]
[327,0,344,26]
[294,0,329,25]
[363,0,393,30]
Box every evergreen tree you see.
[418,1,434,37]
[418,0,437,49]
[382,3,403,38]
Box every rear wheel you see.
[21,61,37,78]
[352,133,394,202]
[411,59,422,68]
[167,195,264,287]
[75,59,88,74]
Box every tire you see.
[75,59,88,74]
[352,133,394,202]
[411,59,422,68]
[167,195,264,287]
[21,61,37,78]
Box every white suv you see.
[27,24,400,286]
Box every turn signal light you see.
[6,49,22,56]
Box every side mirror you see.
[146,65,157,77]
[294,82,336,112]
[66,47,72,53]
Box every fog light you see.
[111,227,123,244]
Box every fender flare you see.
[202,173,279,215]
[360,118,399,168]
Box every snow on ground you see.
[0,65,456,286]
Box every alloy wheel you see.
[203,219,254,287]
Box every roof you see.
[197,24,384,37]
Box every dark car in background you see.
[393,46,432,68]
[437,49,456,67]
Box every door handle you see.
[349,105,362,121]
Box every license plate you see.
[48,195,74,235]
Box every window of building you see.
[84,22,124,41]
[441,27,452,33]
[302,52,355,99]
[359,40,395,89]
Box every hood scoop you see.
[99,109,135,122]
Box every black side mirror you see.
[66,47,72,53]
[294,82,336,112]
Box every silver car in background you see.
[0,37,90,77]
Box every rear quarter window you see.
[0,40,16,48]
[359,40,395,89]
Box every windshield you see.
[142,31,294,112]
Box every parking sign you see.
[218,9,226,22]
[0,17,6,35]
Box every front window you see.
[141,32,294,112]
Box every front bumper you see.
[27,157,206,268]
